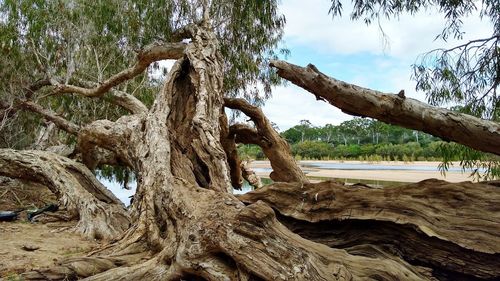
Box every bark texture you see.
[0,149,130,239]
[270,60,500,156]
[6,23,500,281]
[239,179,500,280]
[225,97,307,183]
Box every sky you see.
[261,0,492,131]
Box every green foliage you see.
[0,0,286,149]
[237,144,265,160]
[293,141,333,160]
[281,117,436,146]
[96,165,135,189]
[437,142,499,180]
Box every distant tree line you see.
[239,118,455,161]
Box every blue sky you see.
[261,0,492,131]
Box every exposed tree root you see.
[0,149,130,240]
[238,179,500,279]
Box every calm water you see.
[301,162,474,172]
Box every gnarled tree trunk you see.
[3,22,499,281]
[0,149,130,240]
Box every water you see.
[301,162,477,172]
[99,177,136,206]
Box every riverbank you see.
[249,160,473,183]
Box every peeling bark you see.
[225,98,307,183]
[220,111,243,189]
[239,179,500,279]
[0,149,130,240]
[270,60,500,156]
[241,160,263,189]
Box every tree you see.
[0,2,499,281]
[328,0,499,178]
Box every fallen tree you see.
[0,21,498,281]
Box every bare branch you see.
[75,79,148,114]
[21,101,80,135]
[225,98,306,183]
[53,42,186,98]
[271,60,500,156]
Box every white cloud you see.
[262,84,351,131]
[281,0,492,59]
[261,0,492,130]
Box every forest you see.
[0,0,499,280]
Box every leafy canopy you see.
[0,0,286,149]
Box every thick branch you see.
[21,101,80,135]
[225,98,307,183]
[75,79,148,114]
[220,112,243,189]
[53,42,186,98]
[77,115,141,170]
[239,179,500,279]
[270,60,500,155]
[229,123,262,145]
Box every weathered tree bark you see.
[6,23,500,281]
[0,149,130,240]
[239,179,500,280]
[241,160,263,189]
[225,97,307,183]
[270,60,500,155]
[9,23,436,281]
[220,111,244,189]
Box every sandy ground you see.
[249,160,474,183]
[0,221,98,277]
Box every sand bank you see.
[249,160,473,183]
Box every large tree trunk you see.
[5,23,499,281]
[270,60,500,156]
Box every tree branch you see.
[53,42,186,98]
[238,179,500,279]
[21,101,80,135]
[0,149,130,239]
[270,60,500,155]
[220,112,243,189]
[225,98,307,183]
[75,79,148,114]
